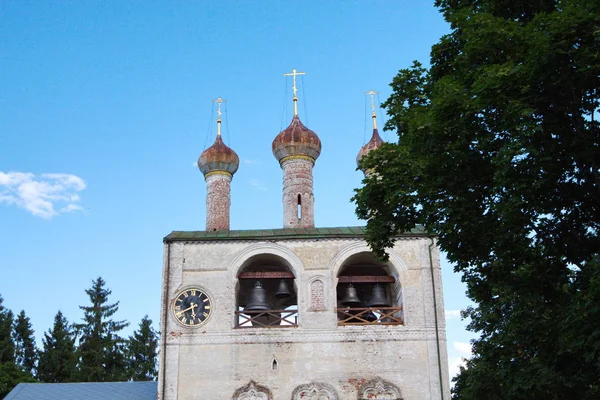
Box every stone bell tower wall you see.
[158,234,451,399]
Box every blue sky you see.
[0,1,473,380]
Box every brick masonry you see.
[310,279,326,311]
[281,157,315,228]
[205,172,232,231]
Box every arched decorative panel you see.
[232,380,272,400]
[291,382,338,400]
[357,377,402,400]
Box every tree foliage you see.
[126,315,159,381]
[0,297,35,398]
[13,310,37,376]
[0,363,36,398]
[2,280,160,397]
[353,0,600,398]
[37,311,78,383]
[75,277,129,382]
[0,295,14,365]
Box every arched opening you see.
[297,194,302,219]
[235,253,298,328]
[336,252,403,326]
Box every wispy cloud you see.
[242,158,261,165]
[445,309,462,320]
[0,172,86,219]
[248,179,267,191]
[449,341,473,379]
[454,341,472,356]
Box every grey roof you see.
[5,381,157,400]
[164,225,427,243]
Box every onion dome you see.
[272,115,322,163]
[356,128,383,167]
[198,135,239,176]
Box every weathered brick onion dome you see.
[272,115,322,163]
[198,134,240,176]
[272,115,321,228]
[357,90,385,175]
[356,127,383,169]
[198,120,239,231]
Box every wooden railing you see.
[235,309,299,328]
[336,306,404,326]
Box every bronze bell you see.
[341,284,362,307]
[244,281,271,311]
[368,284,390,307]
[275,279,292,298]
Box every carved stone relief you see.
[292,382,338,400]
[357,377,402,400]
[232,380,272,400]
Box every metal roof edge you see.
[163,226,430,243]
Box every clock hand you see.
[175,303,198,316]
[190,302,197,318]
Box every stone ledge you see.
[165,326,446,345]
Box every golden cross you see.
[365,89,380,130]
[213,97,226,136]
[284,69,306,116]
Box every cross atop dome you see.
[283,68,306,116]
[365,89,380,130]
[213,97,226,136]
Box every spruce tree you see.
[13,310,37,376]
[75,277,129,382]
[0,295,14,365]
[37,311,77,383]
[126,315,159,381]
[0,296,35,398]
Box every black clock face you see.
[172,288,212,327]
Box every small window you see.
[297,194,302,219]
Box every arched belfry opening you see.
[336,252,404,325]
[235,254,298,328]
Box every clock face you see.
[172,288,212,327]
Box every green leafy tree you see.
[75,277,129,382]
[353,0,600,399]
[126,315,159,381]
[13,310,37,376]
[37,311,78,383]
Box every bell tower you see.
[159,83,451,400]
[272,69,321,228]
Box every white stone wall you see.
[158,237,450,399]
